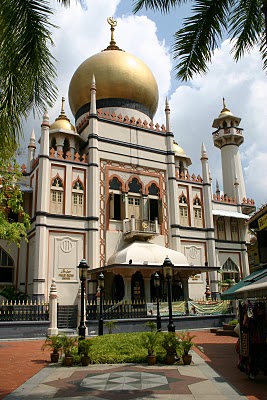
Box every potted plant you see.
[177,331,196,365]
[161,332,178,365]
[104,320,119,334]
[41,335,62,363]
[141,330,159,365]
[61,335,77,367]
[79,338,93,366]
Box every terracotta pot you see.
[182,354,192,365]
[165,354,175,365]
[50,353,59,363]
[81,356,90,366]
[147,355,156,365]
[64,356,74,367]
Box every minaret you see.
[201,143,219,298]
[87,75,100,269]
[212,99,246,201]
[27,129,36,172]
[33,110,50,301]
[165,98,180,251]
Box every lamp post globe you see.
[77,258,89,339]
[154,272,161,331]
[163,256,175,332]
[98,272,105,336]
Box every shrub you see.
[104,320,119,334]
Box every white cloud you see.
[169,40,267,206]
[21,2,267,208]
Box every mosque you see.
[0,18,256,306]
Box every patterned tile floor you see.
[3,351,248,400]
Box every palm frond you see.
[229,0,263,61]
[260,35,267,72]
[173,0,234,81]
[133,0,188,14]
[0,0,58,155]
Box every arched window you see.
[51,175,64,214]
[0,248,14,283]
[131,271,145,301]
[221,257,240,283]
[217,217,225,240]
[193,196,203,228]
[231,218,239,241]
[179,193,188,226]
[128,178,142,220]
[109,177,123,220]
[147,183,161,223]
[72,178,84,216]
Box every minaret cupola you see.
[212,98,243,149]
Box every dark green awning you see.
[221,267,267,300]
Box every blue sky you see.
[22,0,267,207]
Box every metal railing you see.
[86,300,147,320]
[0,300,49,321]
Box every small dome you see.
[50,97,76,132]
[173,141,185,156]
[212,98,241,128]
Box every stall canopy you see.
[235,275,267,299]
[220,267,267,300]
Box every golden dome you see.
[50,97,76,131]
[68,49,159,120]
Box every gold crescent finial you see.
[107,17,117,44]
[107,17,118,49]
[107,16,117,28]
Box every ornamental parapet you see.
[176,171,203,183]
[76,110,166,134]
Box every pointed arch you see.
[145,181,160,196]
[109,175,125,192]
[51,174,64,214]
[72,176,84,216]
[221,257,240,283]
[179,191,188,226]
[126,176,144,194]
[193,195,203,228]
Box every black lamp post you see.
[154,272,161,331]
[163,256,175,332]
[77,258,89,339]
[98,272,104,336]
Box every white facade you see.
[0,28,256,305]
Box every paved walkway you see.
[0,331,266,400]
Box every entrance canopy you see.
[93,241,219,277]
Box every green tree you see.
[0,0,76,158]
[133,0,267,81]
[0,159,30,245]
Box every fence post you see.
[47,278,58,336]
